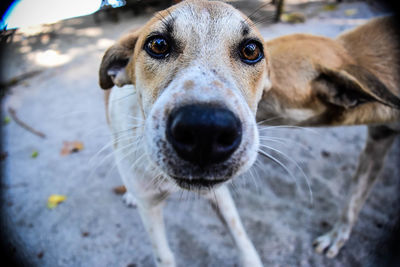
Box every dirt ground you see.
[1,1,399,267]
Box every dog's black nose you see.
[166,104,242,167]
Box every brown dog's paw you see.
[313,222,351,258]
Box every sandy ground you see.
[1,1,399,267]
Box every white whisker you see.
[111,91,137,102]
[128,153,147,173]
[88,131,140,165]
[256,116,283,125]
[88,137,143,180]
[258,125,320,135]
[104,138,145,180]
[259,144,313,204]
[258,137,286,146]
[259,135,312,152]
[258,149,300,195]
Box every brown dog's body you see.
[259,16,400,257]
[259,16,400,126]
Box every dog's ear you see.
[312,64,400,109]
[99,29,141,89]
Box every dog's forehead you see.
[146,1,251,46]
[173,1,245,36]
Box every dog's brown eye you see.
[145,36,170,59]
[239,40,263,64]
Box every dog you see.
[99,1,269,266]
[258,16,400,258]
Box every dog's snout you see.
[167,104,242,166]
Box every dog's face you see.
[257,33,400,126]
[99,0,269,190]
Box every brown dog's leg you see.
[313,125,397,258]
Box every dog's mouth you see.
[171,175,229,190]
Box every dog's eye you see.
[239,40,263,64]
[145,36,170,59]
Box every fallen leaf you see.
[0,152,8,161]
[31,150,39,158]
[344,8,357,16]
[60,141,84,155]
[113,185,127,195]
[321,150,330,158]
[47,194,67,209]
[81,231,90,237]
[3,116,11,125]
[322,4,338,11]
[281,12,306,24]
[37,251,44,259]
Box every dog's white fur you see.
[108,84,262,267]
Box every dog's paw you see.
[122,192,137,208]
[313,223,351,258]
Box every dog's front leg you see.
[313,125,397,258]
[206,185,263,267]
[136,193,175,267]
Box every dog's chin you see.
[155,147,257,191]
[170,175,229,191]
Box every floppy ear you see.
[312,64,400,109]
[99,29,141,89]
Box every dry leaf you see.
[60,141,84,155]
[0,152,8,161]
[344,9,357,16]
[113,185,127,195]
[322,4,338,11]
[47,194,67,209]
[37,251,44,259]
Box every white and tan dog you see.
[260,16,400,258]
[99,1,267,266]
[99,0,400,264]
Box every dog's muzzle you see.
[166,104,242,168]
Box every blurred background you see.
[1,1,399,266]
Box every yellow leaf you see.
[322,4,338,11]
[47,194,67,209]
[3,116,11,125]
[60,141,84,155]
[344,9,357,16]
[31,150,39,158]
[281,12,306,24]
[73,142,84,151]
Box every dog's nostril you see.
[170,124,196,146]
[166,104,242,166]
[217,130,239,147]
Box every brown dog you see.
[258,16,400,257]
